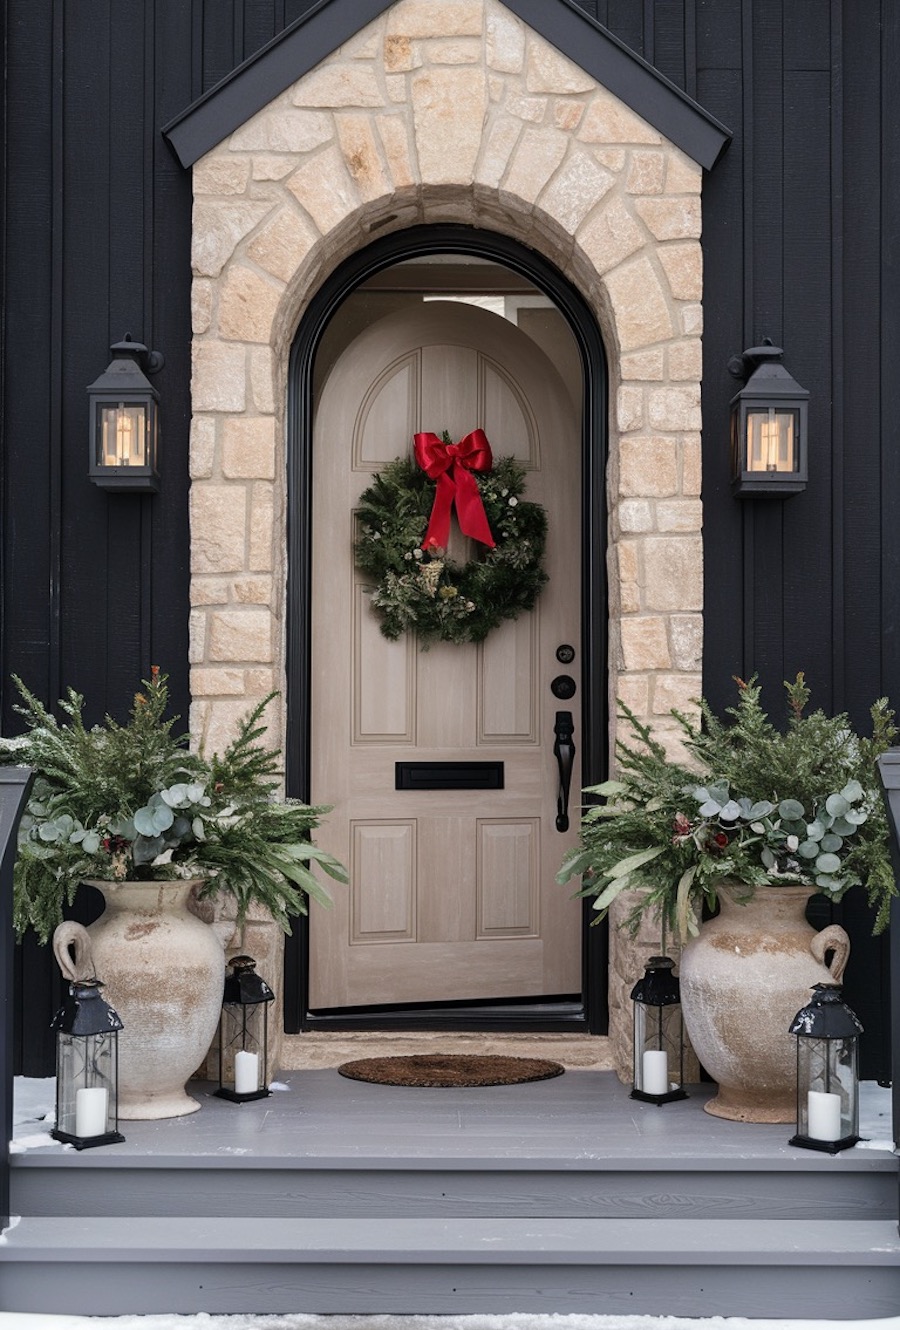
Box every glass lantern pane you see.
[220,1003,267,1094]
[56,1032,118,1138]
[98,402,148,468]
[633,1002,683,1093]
[797,1037,858,1142]
[746,409,798,473]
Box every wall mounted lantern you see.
[728,341,808,497]
[50,977,125,1150]
[630,955,688,1104]
[788,982,862,1154]
[87,334,164,492]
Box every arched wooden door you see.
[308,300,582,1011]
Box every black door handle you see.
[553,710,575,833]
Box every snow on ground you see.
[1,1313,900,1330]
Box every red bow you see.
[413,429,496,551]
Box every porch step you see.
[2,1215,899,1318]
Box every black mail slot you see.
[395,761,504,791]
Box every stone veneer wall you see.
[187,0,704,1075]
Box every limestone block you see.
[618,616,671,671]
[619,435,677,497]
[669,613,703,671]
[222,416,276,480]
[231,574,274,605]
[506,93,547,123]
[665,150,702,194]
[192,280,213,336]
[230,110,334,152]
[384,35,421,72]
[617,541,640,613]
[648,385,701,432]
[251,155,297,182]
[203,698,275,755]
[525,35,595,94]
[340,27,382,60]
[625,149,665,195]
[190,667,247,696]
[615,385,645,433]
[411,67,486,183]
[192,201,271,278]
[244,667,276,695]
[489,76,504,102]
[291,64,383,108]
[427,38,480,63]
[616,498,653,533]
[594,148,626,172]
[668,338,702,382]
[604,256,673,351]
[377,115,417,189]
[579,89,661,145]
[386,0,483,38]
[217,266,284,344]
[576,195,645,278]
[553,100,584,131]
[249,484,275,572]
[192,343,246,413]
[246,206,318,283]
[658,242,703,301]
[190,485,247,574]
[652,672,702,716]
[287,145,362,233]
[189,415,216,480]
[503,126,568,205]
[656,499,702,532]
[190,577,230,606]
[642,537,703,611]
[635,196,702,241]
[336,114,391,201]
[620,348,665,381]
[193,157,250,196]
[615,672,650,719]
[681,303,703,335]
[208,609,274,663]
[486,4,524,72]
[385,74,407,103]
[681,434,702,496]
[537,147,614,234]
[189,610,206,665]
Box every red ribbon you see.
[413,429,496,551]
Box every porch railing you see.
[876,751,900,1236]
[0,767,34,1232]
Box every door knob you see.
[553,710,576,833]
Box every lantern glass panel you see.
[56,1031,118,1140]
[745,408,799,473]
[633,1001,684,1095]
[97,402,148,468]
[796,1035,859,1143]
[220,1001,268,1096]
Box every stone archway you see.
[186,0,704,1072]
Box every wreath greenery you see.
[354,446,548,647]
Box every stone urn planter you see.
[53,880,232,1120]
[678,882,850,1123]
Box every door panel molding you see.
[285,225,609,1035]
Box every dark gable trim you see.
[162,0,731,170]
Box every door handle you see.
[553,710,575,833]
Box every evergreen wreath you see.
[354,439,548,647]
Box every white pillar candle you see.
[75,1086,108,1138]
[641,1049,669,1096]
[234,1049,260,1095]
[807,1089,842,1142]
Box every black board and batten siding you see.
[2,0,897,1076]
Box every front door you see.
[309,299,582,1011]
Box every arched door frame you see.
[284,224,609,1035]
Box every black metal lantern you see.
[215,955,274,1102]
[50,978,125,1150]
[789,983,862,1153]
[728,342,809,497]
[630,955,688,1104]
[87,334,164,492]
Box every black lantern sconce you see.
[87,334,164,492]
[728,341,809,497]
[50,978,125,1150]
[630,956,688,1104]
[789,983,862,1154]
[215,955,274,1103]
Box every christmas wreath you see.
[354,430,548,647]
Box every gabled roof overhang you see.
[162,0,731,171]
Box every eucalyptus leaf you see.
[761,846,776,870]
[815,874,843,893]
[825,793,850,817]
[81,831,101,854]
[814,852,842,874]
[778,799,805,821]
[820,833,843,853]
[841,780,863,803]
[749,800,775,819]
[698,800,722,818]
[718,800,742,822]
[798,840,820,859]
[845,809,867,825]
[805,821,826,842]
[132,833,164,865]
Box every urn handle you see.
[810,923,850,983]
[52,921,94,983]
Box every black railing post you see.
[876,751,900,1236]
[0,767,34,1233]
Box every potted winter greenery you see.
[557,674,896,1122]
[2,668,347,1119]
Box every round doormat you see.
[336,1053,565,1088]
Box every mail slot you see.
[395,761,504,791]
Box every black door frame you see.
[283,224,609,1035]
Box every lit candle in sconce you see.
[641,1049,669,1096]
[234,1049,260,1096]
[807,1089,842,1142]
[75,1086,108,1138]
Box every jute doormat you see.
[336,1053,565,1088]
